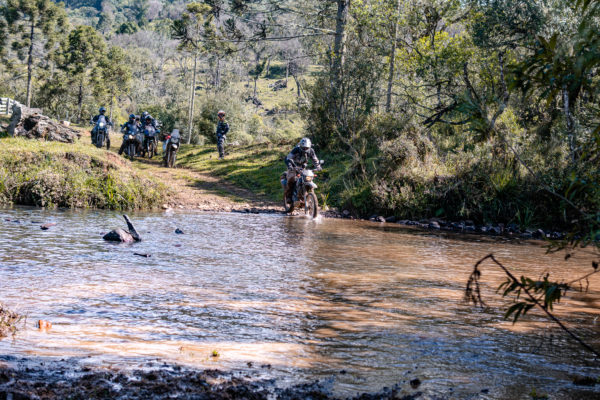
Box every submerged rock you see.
[40,223,56,230]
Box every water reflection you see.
[0,207,599,399]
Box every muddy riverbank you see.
[0,356,427,400]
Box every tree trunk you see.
[109,95,114,122]
[253,78,258,99]
[385,0,401,112]
[285,60,289,84]
[332,0,350,116]
[187,52,198,145]
[26,18,35,108]
[563,85,576,163]
[265,58,271,78]
[215,58,221,89]
[77,78,84,123]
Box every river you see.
[0,207,599,399]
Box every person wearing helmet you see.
[216,110,229,159]
[90,106,112,145]
[284,137,321,202]
[118,114,141,155]
[140,111,159,130]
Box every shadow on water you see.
[0,208,599,399]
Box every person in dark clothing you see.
[90,107,112,145]
[216,110,229,159]
[284,137,321,201]
[140,111,159,130]
[118,114,141,155]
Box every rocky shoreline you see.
[0,357,426,400]
[228,206,563,240]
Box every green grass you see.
[176,141,352,210]
[177,143,290,201]
[0,137,169,209]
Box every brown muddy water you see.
[0,207,599,399]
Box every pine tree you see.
[57,25,107,122]
[2,0,67,107]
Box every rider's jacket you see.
[216,120,229,136]
[122,121,140,136]
[91,114,111,127]
[285,146,320,169]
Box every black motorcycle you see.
[92,116,110,149]
[122,132,140,161]
[164,130,181,168]
[142,125,158,159]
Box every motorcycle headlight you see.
[99,122,105,128]
[304,176,313,182]
[172,144,178,149]
[129,135,135,140]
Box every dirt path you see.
[133,158,279,213]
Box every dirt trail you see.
[133,158,279,213]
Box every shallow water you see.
[1,207,599,399]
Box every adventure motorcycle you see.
[123,132,140,161]
[142,125,158,159]
[281,161,324,219]
[92,116,110,149]
[164,130,180,168]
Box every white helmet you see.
[299,137,311,151]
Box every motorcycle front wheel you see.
[304,191,318,219]
[128,143,136,161]
[95,133,104,148]
[169,150,177,168]
[283,191,295,213]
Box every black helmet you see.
[129,114,135,120]
[99,107,106,114]
[141,111,148,118]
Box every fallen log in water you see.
[103,215,142,243]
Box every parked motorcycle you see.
[142,125,158,159]
[92,116,110,149]
[164,130,181,168]
[281,161,324,219]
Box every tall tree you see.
[57,25,106,122]
[172,2,212,144]
[2,0,67,107]
[92,46,132,121]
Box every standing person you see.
[216,110,229,160]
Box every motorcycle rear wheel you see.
[304,192,318,219]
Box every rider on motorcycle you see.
[141,115,159,154]
[90,107,112,145]
[118,114,141,155]
[284,138,321,201]
[140,111,159,130]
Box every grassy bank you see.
[174,140,588,230]
[175,142,351,211]
[0,138,168,210]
